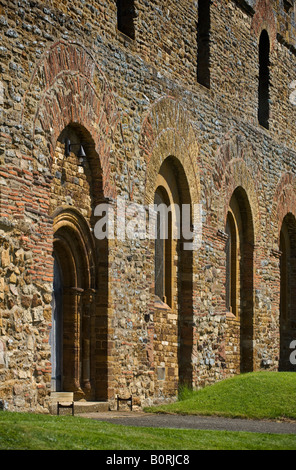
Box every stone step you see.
[74,401,109,413]
[50,399,109,415]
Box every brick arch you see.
[270,172,296,248]
[140,96,200,393]
[140,96,200,206]
[215,134,261,246]
[251,0,277,51]
[21,40,119,200]
[222,159,260,239]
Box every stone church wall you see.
[0,0,296,412]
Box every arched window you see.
[152,156,194,390]
[117,0,136,39]
[197,0,211,88]
[258,30,270,129]
[225,210,238,316]
[226,187,254,373]
[154,187,172,307]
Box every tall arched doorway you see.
[279,213,296,371]
[50,123,109,402]
[225,187,254,373]
[51,209,96,398]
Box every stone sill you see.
[226,311,237,319]
[116,29,136,50]
[154,298,172,311]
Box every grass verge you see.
[145,372,296,421]
[0,411,295,450]
[1,372,296,450]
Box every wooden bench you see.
[117,395,133,411]
[51,392,75,416]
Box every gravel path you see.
[78,411,296,435]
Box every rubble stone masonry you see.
[1,0,296,412]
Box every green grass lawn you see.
[145,372,296,421]
[0,412,295,450]
[0,372,296,450]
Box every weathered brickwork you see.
[1,0,296,412]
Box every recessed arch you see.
[141,98,200,396]
[279,213,296,371]
[149,155,195,395]
[226,186,255,374]
[154,158,182,309]
[50,121,110,402]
